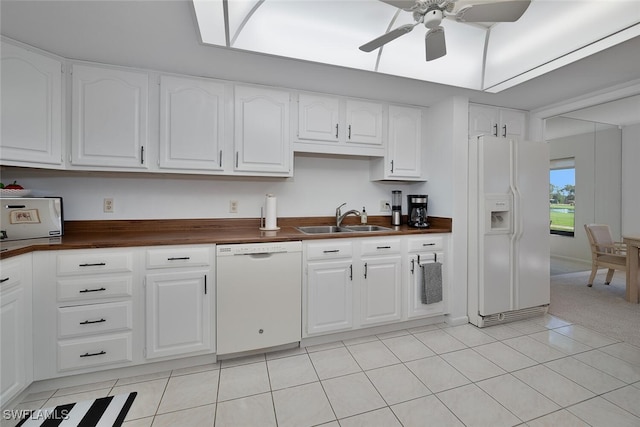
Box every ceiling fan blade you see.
[425,26,446,61]
[455,0,531,23]
[378,0,417,11]
[359,23,417,52]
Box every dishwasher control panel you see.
[216,241,302,256]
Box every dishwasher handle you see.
[240,252,286,258]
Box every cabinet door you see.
[1,286,27,406]
[160,75,225,171]
[234,85,291,174]
[407,252,446,319]
[387,105,421,178]
[145,270,212,359]
[469,104,498,138]
[345,100,383,146]
[499,109,526,140]
[71,64,148,168]
[298,93,340,142]
[0,256,32,407]
[1,41,63,167]
[360,256,402,326]
[306,260,353,335]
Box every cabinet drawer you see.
[407,236,444,252]
[57,276,133,302]
[58,301,132,339]
[146,246,211,269]
[0,258,23,290]
[306,241,353,260]
[360,238,401,256]
[57,251,134,276]
[57,333,132,372]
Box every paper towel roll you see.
[263,194,279,230]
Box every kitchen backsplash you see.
[1,155,436,221]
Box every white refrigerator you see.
[468,136,550,327]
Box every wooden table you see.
[623,235,640,303]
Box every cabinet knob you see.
[258,329,264,334]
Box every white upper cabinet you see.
[234,85,292,176]
[499,109,526,140]
[295,93,385,156]
[371,105,422,181]
[297,93,340,143]
[0,41,63,167]
[159,75,226,172]
[469,104,526,140]
[345,99,384,146]
[71,63,149,169]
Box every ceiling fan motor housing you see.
[423,9,444,29]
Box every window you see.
[550,158,575,236]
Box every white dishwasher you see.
[216,241,302,355]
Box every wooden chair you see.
[584,224,627,287]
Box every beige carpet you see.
[549,269,640,347]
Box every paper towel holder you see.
[259,194,280,231]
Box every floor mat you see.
[16,392,137,427]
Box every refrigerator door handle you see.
[509,139,520,310]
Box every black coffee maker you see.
[407,195,429,228]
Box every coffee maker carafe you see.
[407,195,429,228]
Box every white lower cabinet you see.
[0,254,33,408]
[406,236,448,319]
[304,234,449,338]
[306,259,354,336]
[32,248,139,380]
[305,241,354,336]
[360,255,402,326]
[304,237,404,337]
[359,238,402,326]
[144,245,214,359]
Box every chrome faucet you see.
[336,202,361,227]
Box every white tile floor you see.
[8,314,640,427]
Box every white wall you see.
[548,126,622,261]
[622,123,640,236]
[423,96,470,325]
[1,156,429,221]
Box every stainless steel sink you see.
[341,225,392,232]
[296,226,354,234]
[296,225,392,234]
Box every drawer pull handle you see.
[80,318,106,325]
[80,351,106,358]
[167,257,190,261]
[79,262,106,267]
[323,250,340,253]
[79,287,107,293]
[377,246,391,249]
[0,277,9,283]
[422,243,436,246]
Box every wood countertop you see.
[0,216,452,259]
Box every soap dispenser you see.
[361,207,367,224]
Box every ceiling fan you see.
[359,0,531,61]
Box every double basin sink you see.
[297,225,392,234]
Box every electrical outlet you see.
[103,198,114,213]
[229,200,238,213]
[380,200,391,212]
